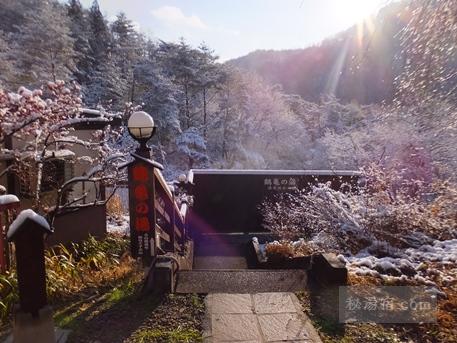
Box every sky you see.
[79,0,387,61]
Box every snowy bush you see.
[260,165,457,254]
[0,81,129,210]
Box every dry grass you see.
[1,234,136,323]
[265,241,321,262]
[265,242,294,262]
[345,272,457,343]
[106,194,125,219]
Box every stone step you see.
[194,255,248,270]
[176,269,307,293]
[194,232,274,256]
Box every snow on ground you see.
[107,214,130,235]
[339,239,457,290]
[282,235,456,293]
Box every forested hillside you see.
[229,1,457,105]
[1,0,456,180]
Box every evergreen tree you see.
[87,0,111,64]
[84,0,119,107]
[134,51,181,152]
[14,1,76,85]
[0,32,15,87]
[67,0,91,84]
[159,40,201,129]
[110,13,144,104]
[194,44,227,138]
[111,12,142,72]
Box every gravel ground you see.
[67,291,205,343]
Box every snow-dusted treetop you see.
[7,209,52,240]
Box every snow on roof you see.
[44,149,76,159]
[79,108,121,119]
[80,108,102,116]
[7,209,52,240]
[0,194,19,205]
[190,169,361,176]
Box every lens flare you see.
[335,0,381,25]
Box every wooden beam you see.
[156,224,170,243]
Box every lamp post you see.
[126,111,158,267]
[127,111,157,158]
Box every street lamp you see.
[127,111,156,158]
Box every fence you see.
[47,178,108,248]
[46,203,107,247]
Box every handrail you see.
[153,168,186,253]
[154,169,185,223]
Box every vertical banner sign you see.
[128,161,156,263]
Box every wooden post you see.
[7,209,55,343]
[0,194,20,273]
[7,212,53,316]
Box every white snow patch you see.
[80,108,101,116]
[107,215,129,235]
[8,92,21,103]
[7,209,51,239]
[346,238,457,287]
[44,149,75,159]
[0,194,19,205]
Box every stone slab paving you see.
[203,292,322,343]
[176,270,307,293]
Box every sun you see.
[335,0,382,25]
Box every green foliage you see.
[106,279,136,305]
[0,271,18,323]
[132,328,202,343]
[190,293,205,311]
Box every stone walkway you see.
[203,292,322,342]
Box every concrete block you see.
[309,253,347,286]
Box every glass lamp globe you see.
[178,174,187,183]
[128,111,155,140]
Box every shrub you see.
[106,194,125,219]
[265,239,321,261]
[260,165,457,254]
[265,242,294,262]
[0,271,18,323]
